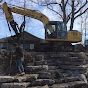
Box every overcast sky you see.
[0,0,88,43]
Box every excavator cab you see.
[45,21,67,40]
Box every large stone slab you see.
[58,57,85,62]
[51,81,88,88]
[47,62,57,66]
[31,79,55,86]
[0,76,15,83]
[26,65,48,72]
[44,59,55,63]
[1,82,30,88]
[28,85,49,88]
[49,69,64,74]
[77,52,87,59]
[14,74,39,82]
[38,72,51,79]
[35,61,47,65]
[69,57,85,61]
[57,77,79,84]
[60,65,87,71]
[50,53,68,58]
[57,61,86,66]
[48,66,57,70]
[35,55,44,61]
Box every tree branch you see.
[30,0,59,6]
[67,12,72,23]
[75,8,88,19]
[59,4,63,11]
[0,0,3,3]
[68,2,72,6]
[74,0,88,14]
[39,3,59,6]
[74,0,79,7]
[65,0,68,7]
[47,6,63,19]
[30,0,39,4]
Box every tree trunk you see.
[62,0,66,24]
[70,1,74,31]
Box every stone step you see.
[62,73,71,77]
[50,81,88,88]
[38,72,52,79]
[31,79,55,86]
[27,62,35,66]
[48,66,58,70]
[44,58,56,62]
[50,72,71,79]
[69,52,79,57]
[45,58,54,61]
[35,55,44,61]
[59,65,87,71]
[25,65,49,73]
[57,61,86,66]
[69,52,85,59]
[28,85,49,88]
[0,76,15,83]
[62,70,87,74]
[51,72,72,80]
[55,76,79,84]
[1,82,30,88]
[47,63,57,66]
[49,69,65,74]
[49,53,68,58]
[58,57,84,62]
[34,61,47,65]
[69,57,85,61]
[14,74,39,82]
[44,59,58,66]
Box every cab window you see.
[57,23,67,31]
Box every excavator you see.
[2,2,82,51]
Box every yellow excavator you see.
[2,2,82,51]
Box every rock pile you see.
[37,52,88,88]
[0,50,88,88]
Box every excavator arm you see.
[2,2,54,34]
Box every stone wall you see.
[0,50,88,88]
[36,52,88,76]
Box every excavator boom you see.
[2,2,54,33]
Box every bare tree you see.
[83,12,88,45]
[30,0,88,30]
[0,0,3,3]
